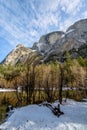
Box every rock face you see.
[32,31,65,54]
[2,19,87,65]
[2,44,41,65]
[33,19,87,62]
[53,19,87,61]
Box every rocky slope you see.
[33,19,87,62]
[2,19,87,65]
[32,31,64,54]
[2,44,42,65]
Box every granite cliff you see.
[2,19,87,65]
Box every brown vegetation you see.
[0,53,87,105]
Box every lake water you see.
[0,89,16,123]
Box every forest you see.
[0,52,87,107]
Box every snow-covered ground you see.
[0,99,87,130]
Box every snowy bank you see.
[0,99,87,130]
[0,88,16,92]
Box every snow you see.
[82,98,87,102]
[66,29,75,34]
[0,88,16,92]
[61,34,65,38]
[0,99,87,130]
[32,50,36,52]
[77,39,86,43]
[37,42,43,51]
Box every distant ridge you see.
[2,19,87,65]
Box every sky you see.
[0,0,87,62]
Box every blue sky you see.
[0,0,87,62]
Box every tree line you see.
[0,52,87,105]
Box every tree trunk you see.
[59,64,63,104]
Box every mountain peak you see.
[16,44,24,48]
[66,19,87,32]
[2,44,41,65]
[2,19,87,65]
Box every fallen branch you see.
[39,102,64,117]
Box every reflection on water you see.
[0,90,16,123]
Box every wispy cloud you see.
[60,0,84,15]
[0,0,87,61]
[82,11,87,18]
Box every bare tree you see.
[59,64,64,104]
[22,53,41,104]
